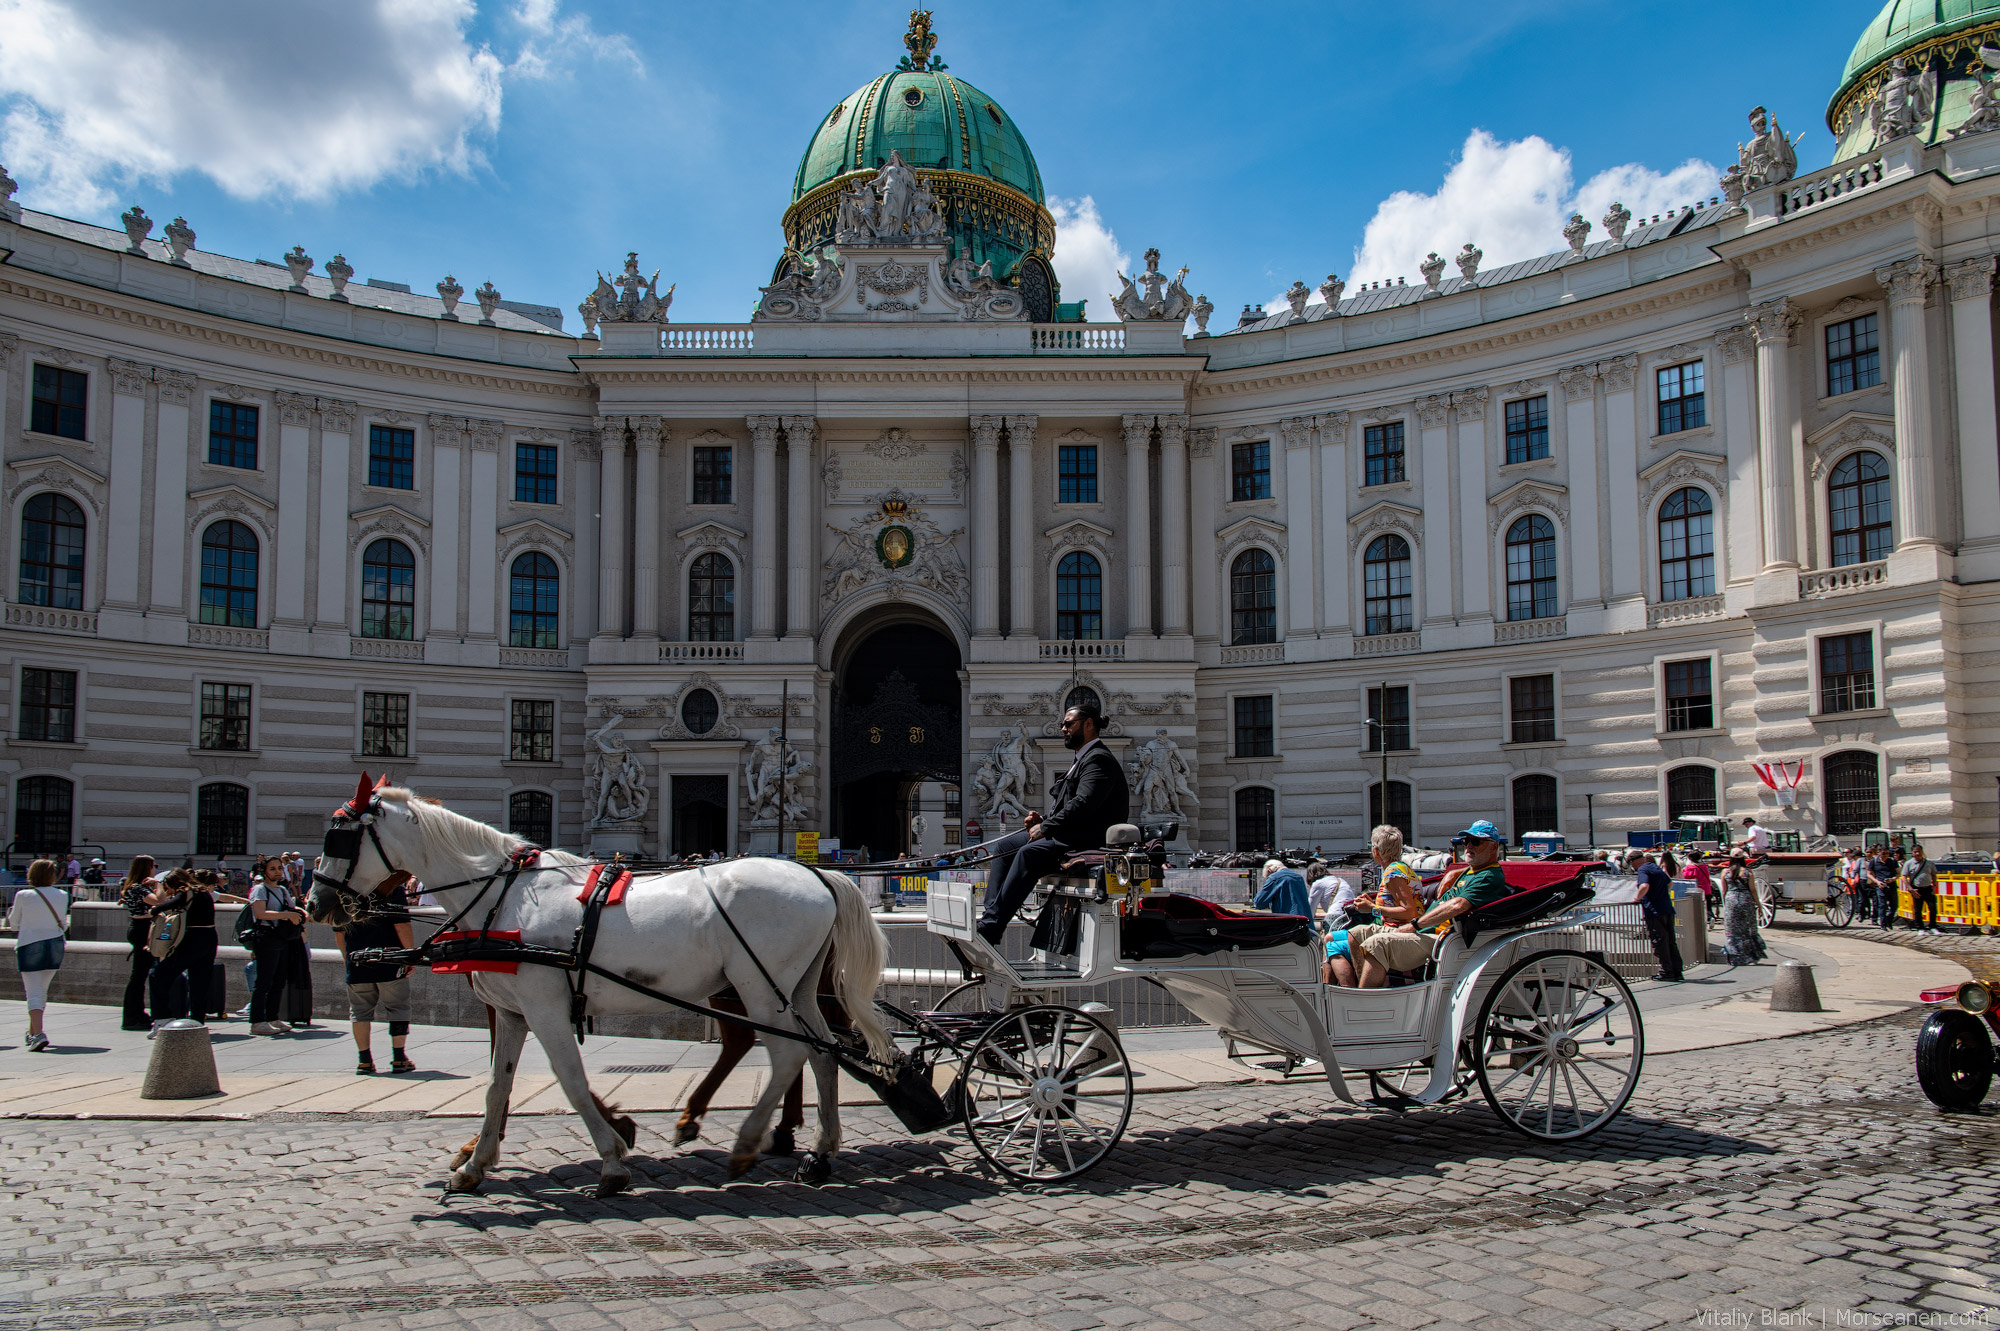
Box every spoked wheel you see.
[1758,889,1779,929]
[961,1004,1133,1183]
[1917,1009,1995,1110]
[1825,891,1855,929]
[1474,949,1644,1142]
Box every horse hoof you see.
[727,1153,758,1179]
[445,1173,483,1194]
[770,1127,796,1156]
[673,1120,700,1145]
[794,1152,833,1186]
[594,1174,630,1199]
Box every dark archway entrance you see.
[831,619,962,859]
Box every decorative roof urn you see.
[0,163,18,221]
[120,205,153,254]
[1284,280,1310,317]
[164,216,195,266]
[324,253,353,302]
[1190,293,1213,336]
[283,245,313,291]
[1455,243,1482,284]
[437,274,463,320]
[1319,273,1345,308]
[1418,252,1445,294]
[1602,201,1632,244]
[475,281,501,325]
[1562,213,1591,260]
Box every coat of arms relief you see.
[822,488,967,607]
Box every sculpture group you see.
[745,728,811,825]
[837,150,946,247]
[584,715,651,827]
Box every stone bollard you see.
[1769,960,1823,1013]
[1079,1000,1118,1032]
[140,1019,222,1099]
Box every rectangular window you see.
[1509,674,1556,744]
[1233,695,1275,757]
[514,443,558,504]
[510,699,556,762]
[368,425,415,489]
[1369,781,1413,845]
[1058,444,1098,503]
[1656,362,1707,434]
[1365,685,1411,753]
[198,682,253,751]
[19,668,77,743]
[1826,313,1882,396]
[1231,440,1271,502]
[31,364,88,440]
[692,446,732,504]
[1364,421,1405,486]
[361,691,410,757]
[1504,396,1550,464]
[1663,659,1714,732]
[207,401,259,469]
[1819,632,1877,714]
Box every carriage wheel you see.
[1825,891,1854,929]
[1758,889,1779,929]
[1474,950,1643,1142]
[1917,1009,1994,1111]
[961,1005,1132,1184]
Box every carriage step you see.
[1011,962,1084,981]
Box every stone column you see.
[1158,413,1191,636]
[570,428,600,641]
[1316,412,1350,631]
[1716,328,1763,589]
[596,416,628,638]
[268,390,315,629]
[427,414,464,637]
[1748,297,1802,570]
[747,415,781,638]
[630,416,663,638]
[1601,355,1642,603]
[1280,416,1315,637]
[1559,366,1602,608]
[1451,389,1491,621]
[1189,429,1220,641]
[104,360,151,610]
[1877,256,1942,548]
[970,415,1003,637]
[1417,396,1453,625]
[1951,257,2000,555]
[0,335,13,478]
[150,370,194,614]
[315,401,355,633]
[783,416,817,638]
[466,420,500,640]
[1122,413,1154,636]
[1005,414,1037,637]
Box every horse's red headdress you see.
[332,772,387,819]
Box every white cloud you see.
[1346,130,1720,289]
[1048,194,1129,320]
[0,0,635,217]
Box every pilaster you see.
[1876,256,1943,554]
[1416,395,1453,626]
[1748,297,1803,604]
[1158,413,1191,638]
[1280,416,1315,638]
[747,415,781,638]
[1316,412,1350,635]
[630,416,663,638]
[104,359,151,612]
[1005,415,1036,637]
[970,414,1003,638]
[783,415,817,638]
[428,413,464,638]
[150,369,194,616]
[1950,257,2000,578]
[1122,413,1154,637]
[596,416,629,638]
[1451,388,1491,623]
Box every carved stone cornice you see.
[1155,414,1187,449]
[1875,255,1940,306]
[1451,386,1489,421]
[154,369,195,407]
[1716,325,1756,365]
[1279,416,1313,450]
[1949,256,1996,302]
[1599,354,1637,393]
[1120,413,1154,447]
[1416,394,1450,428]
[107,358,152,397]
[1005,414,1038,447]
[745,415,781,449]
[1745,297,1801,347]
[969,415,1003,450]
[781,415,816,450]
[1314,410,1349,444]
[1559,364,1598,400]
[276,391,317,427]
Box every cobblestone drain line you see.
[6,1090,1993,1329]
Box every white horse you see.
[303,777,894,1195]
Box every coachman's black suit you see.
[977,740,1131,942]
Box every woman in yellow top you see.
[1324,826,1423,986]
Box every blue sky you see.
[0,0,1861,326]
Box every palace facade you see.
[4,6,2000,861]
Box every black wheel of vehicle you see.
[1916,1009,1994,1111]
[961,1004,1132,1183]
[1474,949,1644,1142]
[1826,891,1854,929]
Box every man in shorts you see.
[1345,820,1515,987]
[333,882,416,1074]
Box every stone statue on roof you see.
[1737,105,1799,190]
[1870,58,1935,144]
[1112,247,1193,322]
[1954,47,2000,139]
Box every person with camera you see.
[244,865,307,1035]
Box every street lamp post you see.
[1364,679,1391,841]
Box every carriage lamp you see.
[1959,981,1994,1015]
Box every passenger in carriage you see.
[1251,858,1310,919]
[1343,821,1514,987]
[1322,825,1420,987]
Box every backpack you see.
[147,905,187,960]
[234,896,267,946]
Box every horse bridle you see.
[313,799,404,922]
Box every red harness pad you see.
[430,929,522,974]
[576,864,634,909]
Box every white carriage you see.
[888,830,1645,1183]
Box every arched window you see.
[508,552,560,648]
[198,520,258,627]
[1823,750,1882,836]
[1362,535,1412,635]
[1368,780,1413,845]
[1657,487,1715,601]
[18,493,85,609]
[196,781,248,856]
[1505,515,1558,621]
[13,775,73,854]
[360,538,415,640]
[1229,549,1277,645]
[1665,764,1718,823]
[1056,551,1102,640]
[1234,786,1275,852]
[1512,774,1558,839]
[1064,685,1101,716]
[688,553,734,642]
[1829,451,1893,566]
[510,789,555,848]
[680,688,719,736]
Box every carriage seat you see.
[1455,875,1594,946]
[1121,893,1314,960]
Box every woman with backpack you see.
[9,859,70,1051]
[245,867,307,1035]
[118,855,160,1030]
[147,868,220,1028]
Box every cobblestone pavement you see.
[4,936,1996,1331]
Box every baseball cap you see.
[1457,820,1503,842]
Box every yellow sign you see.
[793,832,820,862]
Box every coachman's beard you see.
[1063,729,1086,751]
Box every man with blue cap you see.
[1344,819,1515,987]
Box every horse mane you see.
[381,785,590,875]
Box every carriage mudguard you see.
[1411,910,1602,1105]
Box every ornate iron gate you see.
[832,670,961,788]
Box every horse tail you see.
[819,869,895,1063]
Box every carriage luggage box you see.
[928,877,978,941]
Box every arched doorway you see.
[831,618,962,858]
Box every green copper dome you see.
[1830,0,2000,159]
[791,69,1044,204]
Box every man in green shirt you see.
[1347,820,1513,987]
